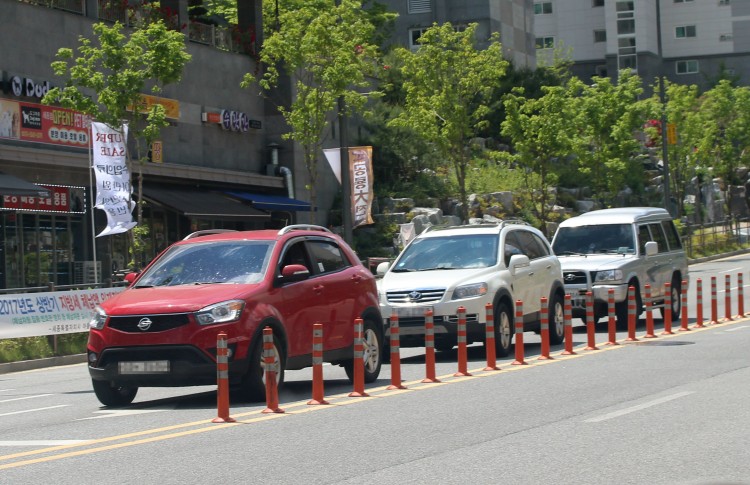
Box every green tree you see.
[42,19,191,267]
[389,23,508,222]
[572,71,646,206]
[245,0,392,222]
[693,81,750,187]
[501,83,578,231]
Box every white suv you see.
[551,207,688,328]
[377,222,566,357]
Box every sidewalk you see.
[0,354,86,375]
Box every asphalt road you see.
[1,255,750,484]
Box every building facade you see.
[380,0,536,69]
[534,0,750,90]
[0,0,320,289]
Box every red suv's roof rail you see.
[183,229,238,240]
[277,224,332,235]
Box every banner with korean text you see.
[91,122,136,237]
[349,146,374,228]
[0,287,125,339]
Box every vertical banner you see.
[349,146,374,228]
[91,122,137,237]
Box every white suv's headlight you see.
[195,300,245,325]
[452,282,488,300]
[595,269,624,283]
[89,306,108,330]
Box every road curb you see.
[0,353,87,375]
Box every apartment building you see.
[0,0,317,289]
[534,0,750,89]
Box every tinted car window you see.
[504,231,524,266]
[662,220,682,250]
[308,239,350,274]
[637,224,651,253]
[280,240,311,272]
[513,229,547,260]
[648,223,669,253]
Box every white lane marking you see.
[725,326,749,332]
[0,440,90,446]
[77,409,169,420]
[718,267,742,274]
[0,394,53,404]
[0,389,15,393]
[0,405,69,417]
[585,391,694,423]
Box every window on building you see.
[408,0,431,14]
[594,30,607,43]
[409,27,429,49]
[534,2,553,14]
[676,60,699,74]
[675,25,697,38]
[535,36,555,49]
[593,0,604,6]
[616,1,635,11]
[719,33,733,42]
[617,19,635,35]
[674,0,694,3]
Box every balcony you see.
[18,0,85,15]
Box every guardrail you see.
[681,217,750,259]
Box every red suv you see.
[87,225,384,406]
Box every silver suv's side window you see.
[637,224,652,254]
[662,220,682,250]
[514,229,549,259]
[648,223,669,253]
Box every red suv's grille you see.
[107,314,191,332]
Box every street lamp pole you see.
[655,0,672,216]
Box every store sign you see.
[0,97,90,148]
[2,73,53,100]
[201,109,261,133]
[1,185,86,213]
[127,94,180,120]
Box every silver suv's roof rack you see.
[277,224,332,235]
[183,229,238,240]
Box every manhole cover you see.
[631,340,694,346]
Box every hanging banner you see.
[323,148,342,184]
[349,146,374,228]
[91,122,136,237]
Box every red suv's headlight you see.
[89,306,108,330]
[195,300,245,325]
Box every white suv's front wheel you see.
[494,302,513,357]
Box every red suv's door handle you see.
[313,284,324,293]
[351,274,363,283]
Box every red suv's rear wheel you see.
[344,318,383,383]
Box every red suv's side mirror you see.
[280,264,310,282]
[123,272,139,285]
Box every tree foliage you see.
[42,19,191,267]
[389,23,508,222]
[245,0,392,221]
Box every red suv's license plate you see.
[118,361,170,374]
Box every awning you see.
[225,191,312,212]
[0,173,51,197]
[142,186,269,220]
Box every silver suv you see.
[550,207,688,328]
[377,222,566,357]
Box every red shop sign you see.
[2,185,85,213]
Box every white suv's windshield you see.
[553,224,635,255]
[135,241,275,287]
[392,234,498,272]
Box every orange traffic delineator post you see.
[422,310,440,383]
[737,272,746,318]
[643,284,657,339]
[454,306,472,376]
[662,282,673,335]
[724,274,734,322]
[349,318,370,397]
[561,294,576,355]
[212,332,236,423]
[387,312,407,389]
[307,323,329,405]
[626,285,638,342]
[694,278,705,329]
[606,288,618,345]
[584,291,598,350]
[538,297,552,360]
[511,300,527,365]
[679,280,691,332]
[710,276,719,324]
[261,326,285,414]
[483,303,500,370]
